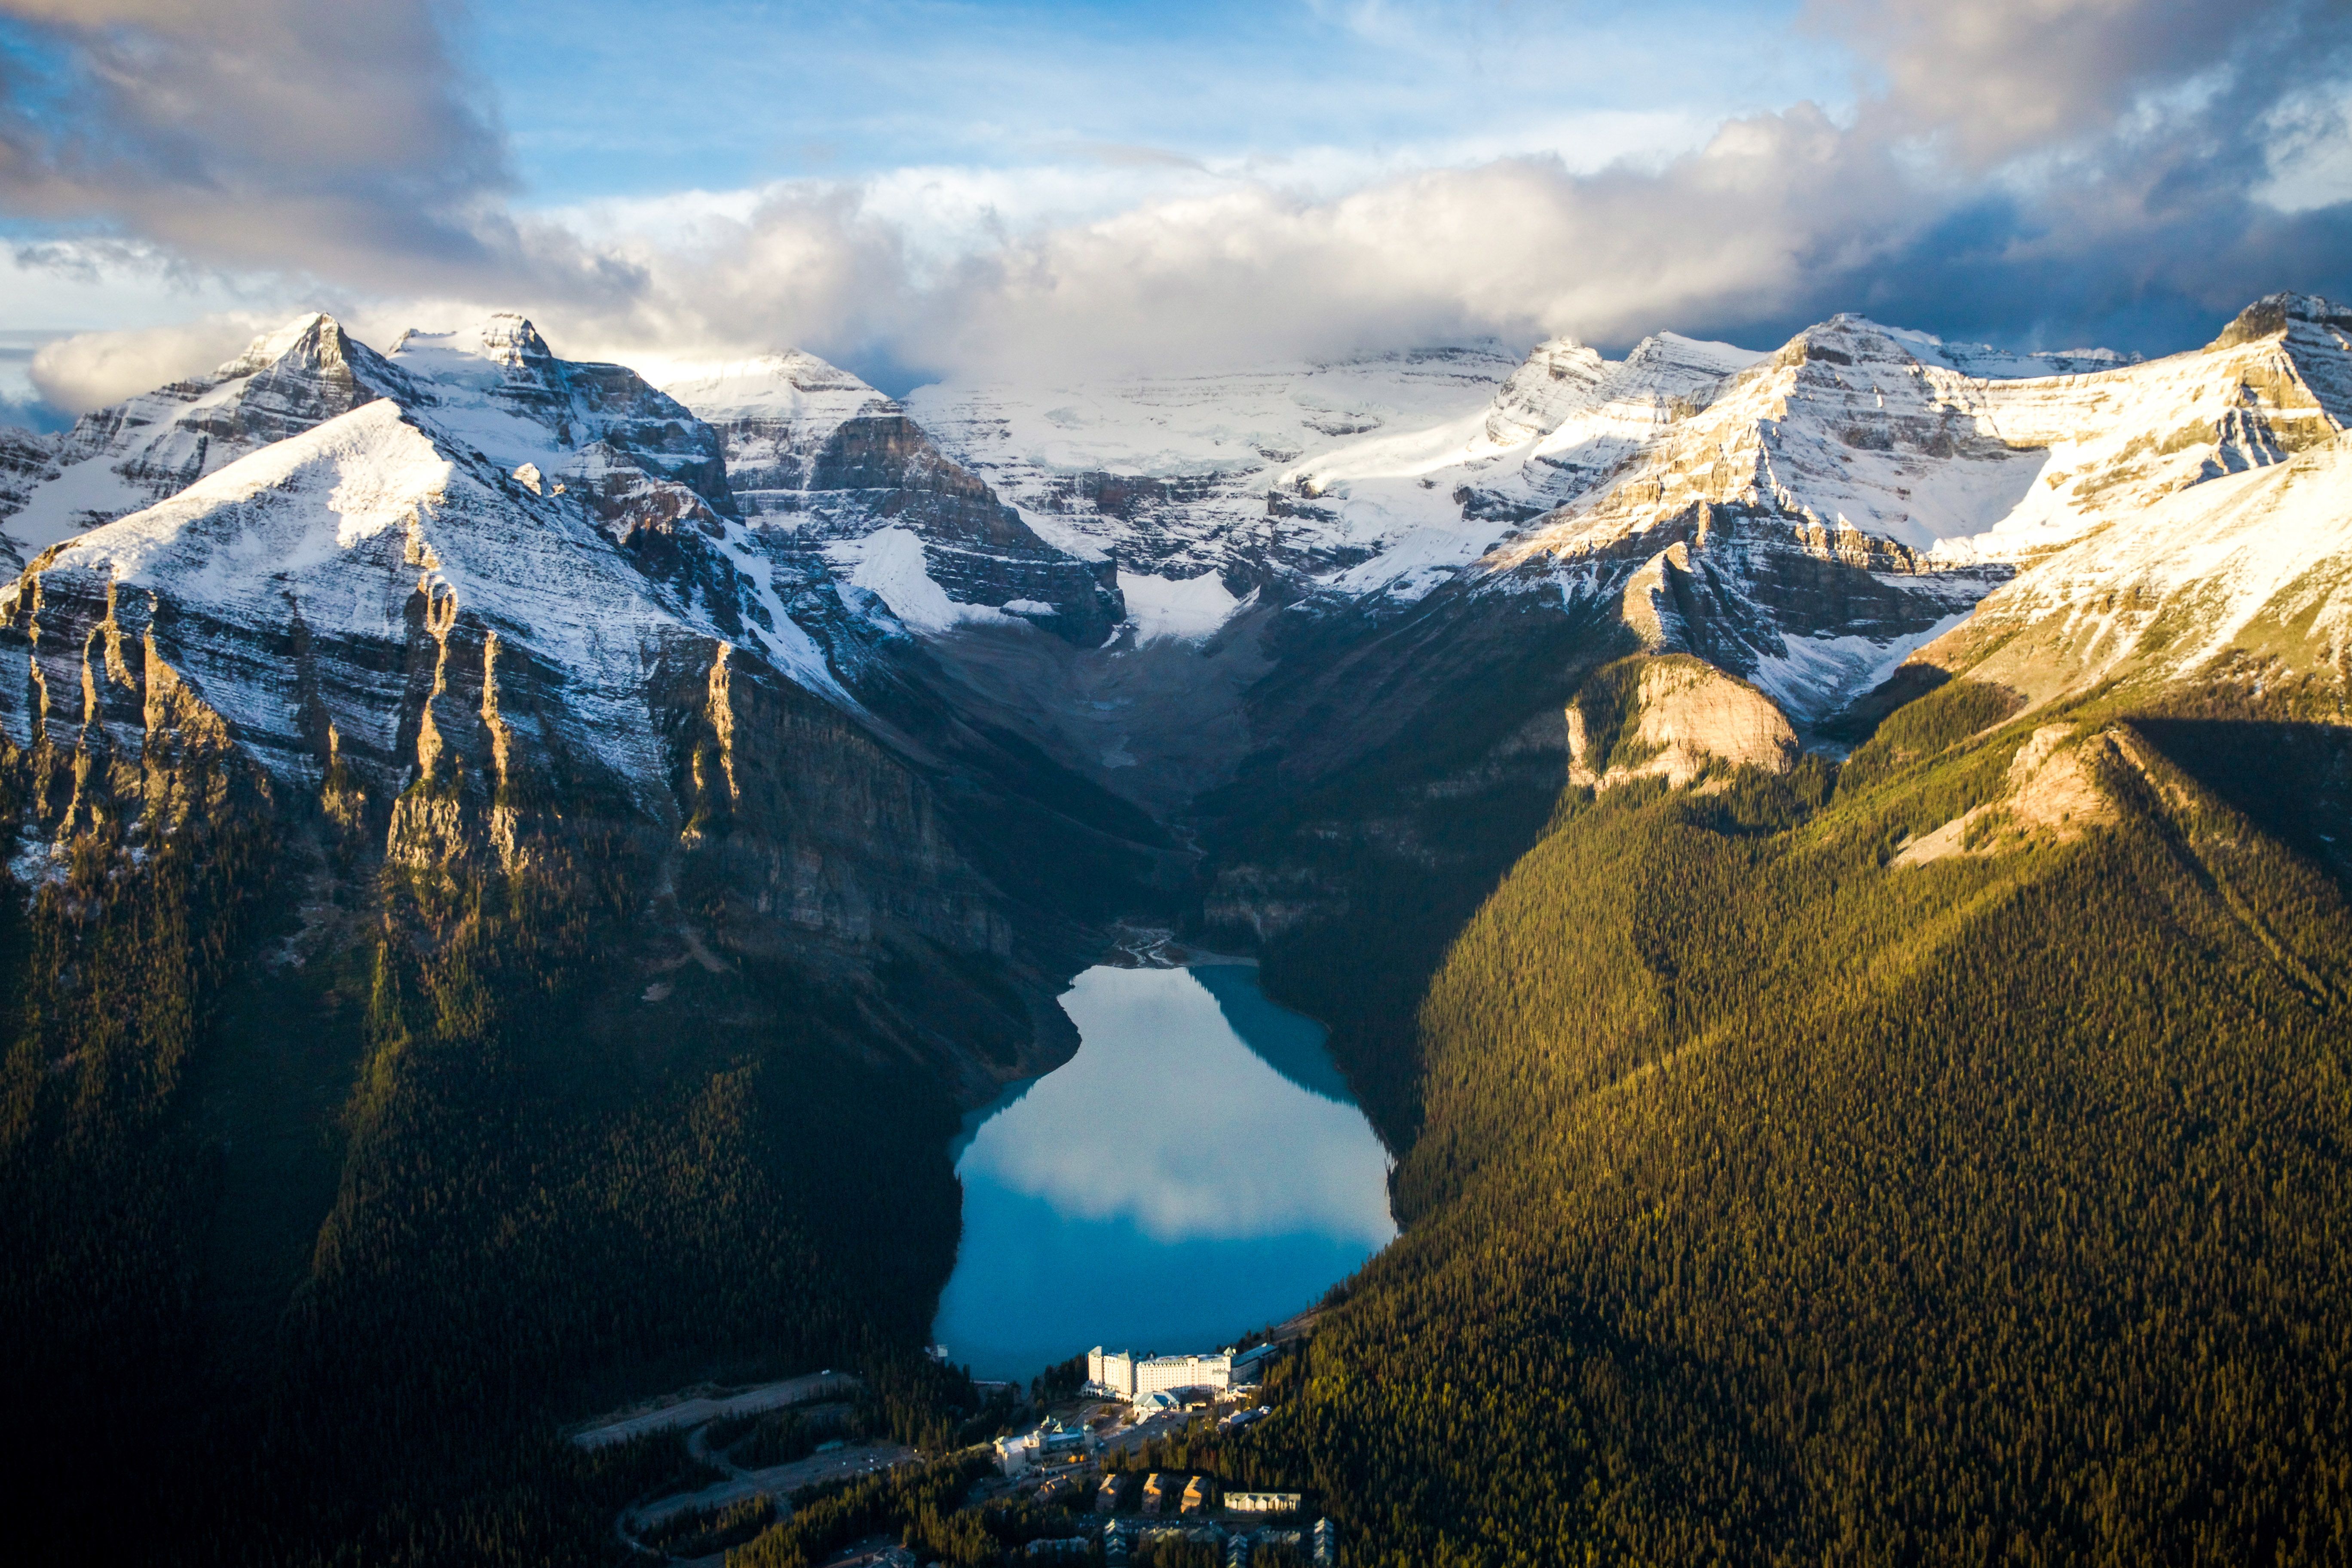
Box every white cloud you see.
[28,312,280,411]
[454,106,1926,384]
[2261,89,2352,213]
[6,0,2351,411]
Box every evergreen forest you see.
[5,633,2351,1568]
[1229,669,2352,1565]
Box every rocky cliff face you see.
[1468,304,2351,726]
[0,425,56,525]
[0,394,1011,965]
[0,316,1182,1112]
[666,355,1124,647]
[1567,656,1798,791]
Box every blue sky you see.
[1,0,2349,414]
[470,0,1833,202]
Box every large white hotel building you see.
[1086,1344,1277,1401]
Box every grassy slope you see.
[1246,681,2352,1565]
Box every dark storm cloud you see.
[1712,0,2352,353]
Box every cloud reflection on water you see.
[957,965,1396,1248]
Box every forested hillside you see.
[0,627,1155,1563]
[1241,668,2352,1563]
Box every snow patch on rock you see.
[1119,569,1243,643]
[829,527,1017,635]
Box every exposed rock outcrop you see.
[0,350,1024,993]
[666,356,1124,646]
[1890,724,2122,867]
[0,424,59,530]
[1568,656,1798,791]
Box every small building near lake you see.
[1227,1492,1303,1516]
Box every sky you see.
[2,0,2350,420]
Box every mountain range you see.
[2,289,2348,1565]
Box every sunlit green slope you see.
[1250,672,2352,1565]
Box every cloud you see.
[0,0,514,287]
[6,0,2352,401]
[1810,0,2279,164]
[451,0,2352,385]
[27,311,276,410]
[491,27,2352,387]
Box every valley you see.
[0,290,2347,1566]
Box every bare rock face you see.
[0,425,58,524]
[1568,656,1798,790]
[666,355,1124,646]
[2207,292,2352,421]
[1889,724,2124,867]
[0,346,1027,1005]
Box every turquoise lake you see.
[930,963,1397,1381]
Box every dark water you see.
[930,964,1396,1380]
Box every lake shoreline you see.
[930,963,1396,1381]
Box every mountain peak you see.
[1774,315,1925,370]
[1626,332,1766,376]
[390,312,557,375]
[214,312,358,380]
[1789,314,2131,380]
[2209,291,2352,351]
[662,351,884,422]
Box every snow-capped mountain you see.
[0,314,413,565]
[1919,426,2352,712]
[663,354,1123,645]
[906,344,1523,607]
[0,313,1069,971]
[1880,294,2352,714]
[6,397,708,818]
[894,321,2150,663]
[2,290,2343,858]
[1923,293,2351,562]
[383,313,739,527]
[1463,299,2349,720]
